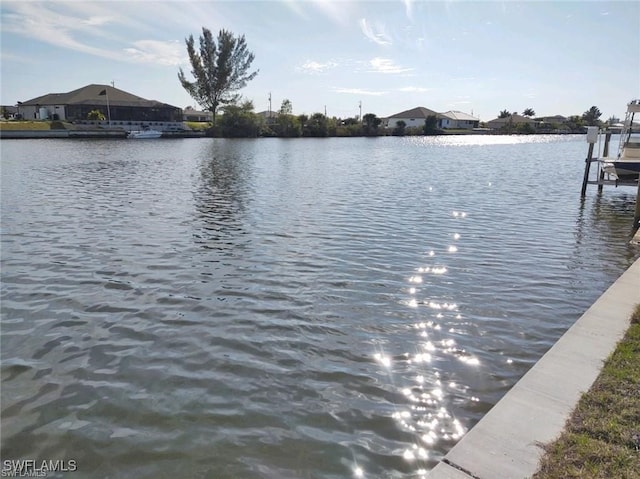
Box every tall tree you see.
[498,109,511,118]
[582,106,602,126]
[279,99,293,116]
[522,108,535,117]
[178,27,258,125]
[277,99,301,137]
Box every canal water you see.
[1,136,638,478]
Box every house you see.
[486,113,537,130]
[385,106,440,129]
[256,110,279,124]
[183,106,213,122]
[17,84,182,128]
[540,115,568,125]
[438,110,480,130]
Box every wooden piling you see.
[580,143,595,198]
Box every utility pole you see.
[268,92,272,117]
[359,101,362,122]
[324,105,327,116]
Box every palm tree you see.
[582,106,602,126]
[523,108,535,117]
[498,109,511,119]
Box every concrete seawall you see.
[0,129,128,139]
[428,257,640,479]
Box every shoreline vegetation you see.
[533,304,640,479]
[0,119,590,139]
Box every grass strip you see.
[533,304,640,479]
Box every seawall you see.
[428,257,640,479]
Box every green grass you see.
[184,121,211,131]
[533,304,640,479]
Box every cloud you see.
[82,15,115,26]
[333,88,386,96]
[124,40,183,66]
[368,57,413,74]
[359,19,392,46]
[2,3,182,67]
[297,60,338,73]
[397,86,431,93]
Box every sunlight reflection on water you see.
[359,209,482,478]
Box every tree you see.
[277,99,301,137]
[303,113,329,137]
[498,109,511,119]
[218,100,260,137]
[424,115,439,135]
[522,108,535,117]
[178,27,258,126]
[87,109,106,121]
[582,106,602,126]
[362,113,381,136]
[279,99,293,116]
[393,120,407,136]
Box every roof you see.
[541,115,568,122]
[256,110,279,118]
[440,110,479,121]
[487,113,537,124]
[19,84,179,109]
[387,106,439,119]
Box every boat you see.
[128,129,162,139]
[600,99,640,181]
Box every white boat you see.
[128,129,162,139]
[601,99,640,181]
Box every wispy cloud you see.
[359,19,392,46]
[368,57,413,74]
[333,88,386,96]
[124,40,183,66]
[2,3,183,66]
[297,60,338,73]
[397,86,431,93]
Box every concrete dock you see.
[428,258,640,479]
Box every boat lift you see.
[580,123,640,239]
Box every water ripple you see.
[1,137,638,478]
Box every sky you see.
[1,0,639,122]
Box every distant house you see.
[486,114,537,130]
[256,110,279,124]
[540,115,568,125]
[438,110,480,130]
[17,84,182,126]
[385,106,440,129]
[183,106,213,122]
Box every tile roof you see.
[387,106,439,119]
[20,84,179,109]
[440,110,479,121]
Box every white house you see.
[183,106,213,122]
[438,110,480,129]
[385,106,439,129]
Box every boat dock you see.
[580,100,640,237]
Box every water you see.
[1,136,638,478]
